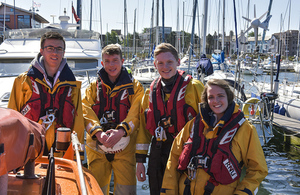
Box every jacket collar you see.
[27,53,75,87]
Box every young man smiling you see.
[82,44,144,195]
[8,31,85,155]
[135,43,205,195]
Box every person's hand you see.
[104,128,126,148]
[136,162,146,182]
[95,131,109,146]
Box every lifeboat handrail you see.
[72,132,88,195]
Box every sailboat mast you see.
[222,0,225,51]
[77,0,81,29]
[124,0,127,59]
[297,19,300,61]
[162,0,165,43]
[156,0,159,45]
[133,8,136,55]
[99,0,103,47]
[202,0,208,54]
[3,2,6,33]
[148,0,154,58]
[182,1,185,53]
[217,0,220,50]
[197,3,201,57]
[89,0,93,31]
[175,0,180,51]
[188,0,198,73]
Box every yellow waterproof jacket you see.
[161,104,268,195]
[82,68,144,154]
[8,54,85,152]
[136,75,204,161]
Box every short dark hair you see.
[201,79,234,107]
[102,44,122,59]
[154,43,179,61]
[40,31,65,49]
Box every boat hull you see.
[7,156,103,195]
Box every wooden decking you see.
[272,113,300,138]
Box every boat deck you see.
[272,113,300,138]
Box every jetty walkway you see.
[272,113,300,138]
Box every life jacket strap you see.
[203,179,216,195]
[183,177,192,195]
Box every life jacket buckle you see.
[187,155,209,180]
[187,156,196,180]
[155,126,167,142]
[159,117,173,129]
[194,155,209,169]
[100,114,108,124]
[41,110,56,131]
[104,110,115,122]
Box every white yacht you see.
[0,15,102,107]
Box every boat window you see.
[0,60,31,77]
[141,69,149,73]
[69,59,99,77]
[150,68,155,73]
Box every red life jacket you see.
[92,79,132,128]
[146,70,196,136]
[20,77,75,129]
[177,109,245,186]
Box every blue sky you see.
[4,0,300,37]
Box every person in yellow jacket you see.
[82,44,144,195]
[135,43,204,195]
[8,31,84,156]
[161,79,268,195]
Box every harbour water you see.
[136,71,300,194]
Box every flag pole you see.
[72,2,73,23]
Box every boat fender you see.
[274,103,280,114]
[279,105,286,116]
[242,98,260,118]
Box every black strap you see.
[203,181,215,195]
[183,177,191,195]
[105,153,115,162]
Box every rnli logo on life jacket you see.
[177,85,187,101]
[121,90,129,101]
[223,158,238,179]
[219,128,237,145]
[21,104,31,116]
[31,80,40,95]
